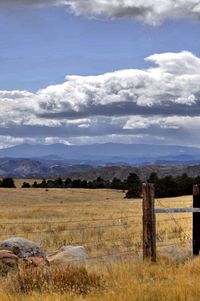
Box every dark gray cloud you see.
[67,0,200,25]
[1,0,56,6]
[39,101,200,119]
[2,0,200,25]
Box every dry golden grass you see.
[2,258,200,301]
[6,265,103,295]
[0,188,144,254]
[0,186,197,300]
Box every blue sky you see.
[1,0,200,148]
[1,5,200,92]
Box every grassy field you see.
[0,185,198,300]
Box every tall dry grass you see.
[0,187,196,300]
[5,265,103,295]
[1,257,200,301]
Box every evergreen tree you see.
[64,178,72,188]
[158,176,178,198]
[32,181,38,188]
[125,173,142,198]
[0,178,16,188]
[148,172,159,184]
[22,182,31,188]
[94,177,105,189]
[39,179,47,188]
[176,173,193,196]
[54,178,63,188]
[111,177,122,190]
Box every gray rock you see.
[48,246,88,265]
[0,237,46,259]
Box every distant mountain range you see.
[1,143,200,179]
[1,143,200,165]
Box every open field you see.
[0,187,198,300]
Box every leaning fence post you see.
[193,185,200,256]
[142,183,156,262]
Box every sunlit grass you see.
[0,186,197,300]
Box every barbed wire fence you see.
[0,209,144,263]
[143,183,200,262]
[0,184,198,264]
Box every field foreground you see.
[0,187,198,300]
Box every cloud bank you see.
[3,0,200,25]
[1,50,200,147]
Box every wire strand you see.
[0,215,142,226]
[0,221,143,237]
[156,198,191,240]
[59,249,142,264]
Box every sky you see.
[1,0,200,148]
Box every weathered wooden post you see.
[142,183,156,262]
[193,184,200,256]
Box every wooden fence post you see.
[193,184,200,256]
[142,183,156,262]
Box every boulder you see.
[0,250,19,275]
[48,246,88,265]
[0,237,47,260]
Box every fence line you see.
[0,221,143,237]
[0,215,191,227]
[70,237,142,247]
[142,183,200,262]
[0,185,197,264]
[156,198,192,241]
[57,249,142,264]
[156,217,191,224]
[0,234,143,250]
[156,242,187,249]
[0,215,142,226]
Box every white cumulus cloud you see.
[1,51,200,126]
[1,51,200,146]
[124,115,200,130]
[37,51,200,114]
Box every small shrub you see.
[21,182,31,188]
[7,265,103,295]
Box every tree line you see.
[1,172,200,198]
[0,178,16,188]
[21,172,200,198]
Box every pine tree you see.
[125,173,141,198]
